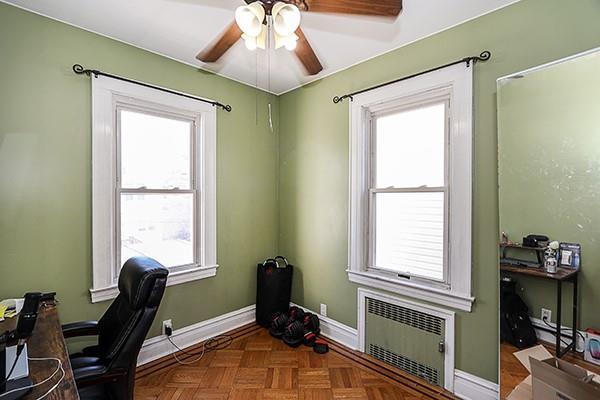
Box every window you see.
[91,75,217,303]
[348,63,474,311]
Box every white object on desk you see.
[4,344,29,381]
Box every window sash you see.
[367,98,450,285]
[116,105,196,191]
[367,190,448,287]
[114,105,200,282]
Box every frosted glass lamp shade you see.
[235,2,266,37]
[272,2,301,36]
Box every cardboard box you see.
[530,357,600,400]
[584,330,600,366]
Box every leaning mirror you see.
[497,48,600,399]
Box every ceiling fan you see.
[196,0,403,76]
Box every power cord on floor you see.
[0,357,64,400]
[166,330,233,365]
[541,316,585,353]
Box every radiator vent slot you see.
[366,297,443,335]
[369,344,440,386]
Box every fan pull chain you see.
[255,48,259,126]
[267,15,273,133]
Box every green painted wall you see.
[498,51,600,330]
[0,3,279,339]
[278,0,600,382]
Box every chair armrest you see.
[62,321,99,338]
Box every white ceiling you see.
[2,0,518,94]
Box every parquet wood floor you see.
[135,326,456,400]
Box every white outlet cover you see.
[162,319,173,335]
[541,309,552,322]
[320,304,327,317]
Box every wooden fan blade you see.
[196,21,242,63]
[294,28,323,75]
[298,0,402,16]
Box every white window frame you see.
[90,75,217,303]
[347,63,474,312]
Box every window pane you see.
[374,192,444,281]
[120,193,194,268]
[120,109,192,189]
[375,103,445,188]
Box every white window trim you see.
[348,63,474,312]
[91,75,217,303]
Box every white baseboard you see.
[530,316,585,352]
[454,370,499,400]
[137,304,256,366]
[290,303,359,350]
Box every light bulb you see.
[256,25,267,50]
[284,38,297,51]
[274,32,298,50]
[244,36,258,51]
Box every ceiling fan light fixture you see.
[272,2,301,36]
[284,38,297,51]
[256,25,267,50]
[242,25,267,51]
[241,34,257,50]
[235,1,265,37]
[274,31,299,51]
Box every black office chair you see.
[62,257,169,400]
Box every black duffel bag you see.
[256,256,293,327]
[500,278,538,349]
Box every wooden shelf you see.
[500,243,547,251]
[500,263,578,281]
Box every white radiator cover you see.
[357,287,456,392]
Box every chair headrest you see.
[118,257,169,309]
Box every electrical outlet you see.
[541,308,552,322]
[320,303,327,317]
[162,319,173,336]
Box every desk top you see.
[500,263,579,281]
[24,304,79,400]
[23,305,79,400]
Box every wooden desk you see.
[2,304,79,399]
[500,263,579,358]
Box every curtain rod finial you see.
[72,64,85,74]
[479,51,491,61]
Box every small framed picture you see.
[558,242,581,269]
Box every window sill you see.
[89,264,218,303]
[347,269,474,312]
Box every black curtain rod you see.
[72,64,232,112]
[332,51,492,104]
